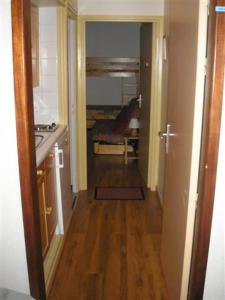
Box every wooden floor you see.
[48,154,168,300]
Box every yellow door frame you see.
[57,5,79,192]
[57,5,78,125]
[76,15,164,191]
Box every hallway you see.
[48,156,168,299]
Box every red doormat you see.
[95,187,145,200]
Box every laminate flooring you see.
[48,154,168,300]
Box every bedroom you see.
[85,21,159,191]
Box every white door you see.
[160,1,208,299]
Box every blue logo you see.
[215,6,225,12]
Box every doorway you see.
[85,21,155,189]
[76,16,164,191]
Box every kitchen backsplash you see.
[33,7,58,124]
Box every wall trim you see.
[57,6,68,125]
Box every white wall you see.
[33,8,59,124]
[78,0,164,16]
[86,22,140,106]
[0,0,30,294]
[86,22,140,57]
[87,77,123,105]
[203,75,225,300]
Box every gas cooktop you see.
[35,123,59,132]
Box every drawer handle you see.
[45,207,52,215]
[57,149,64,168]
[37,169,44,176]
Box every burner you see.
[35,123,58,132]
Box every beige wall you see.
[78,0,164,16]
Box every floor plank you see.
[48,155,168,300]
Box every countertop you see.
[36,125,67,167]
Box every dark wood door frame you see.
[188,0,225,299]
[11,0,46,299]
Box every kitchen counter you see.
[36,125,67,167]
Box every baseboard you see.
[44,234,64,296]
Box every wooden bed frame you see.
[86,57,140,106]
[87,57,139,155]
[86,57,140,77]
[94,141,133,155]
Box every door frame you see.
[57,5,78,193]
[76,15,164,190]
[11,1,46,299]
[188,0,225,298]
[11,1,77,299]
[67,9,78,193]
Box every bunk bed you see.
[86,57,140,155]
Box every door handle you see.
[137,94,142,108]
[159,132,168,138]
[57,149,64,168]
[159,124,176,154]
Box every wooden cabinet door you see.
[45,151,57,243]
[37,165,48,257]
[31,5,39,87]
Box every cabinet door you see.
[37,165,48,257]
[31,5,39,87]
[45,151,57,243]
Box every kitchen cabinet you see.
[37,164,48,257]
[31,5,39,87]
[45,151,58,242]
[36,150,57,257]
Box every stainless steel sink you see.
[35,134,44,148]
